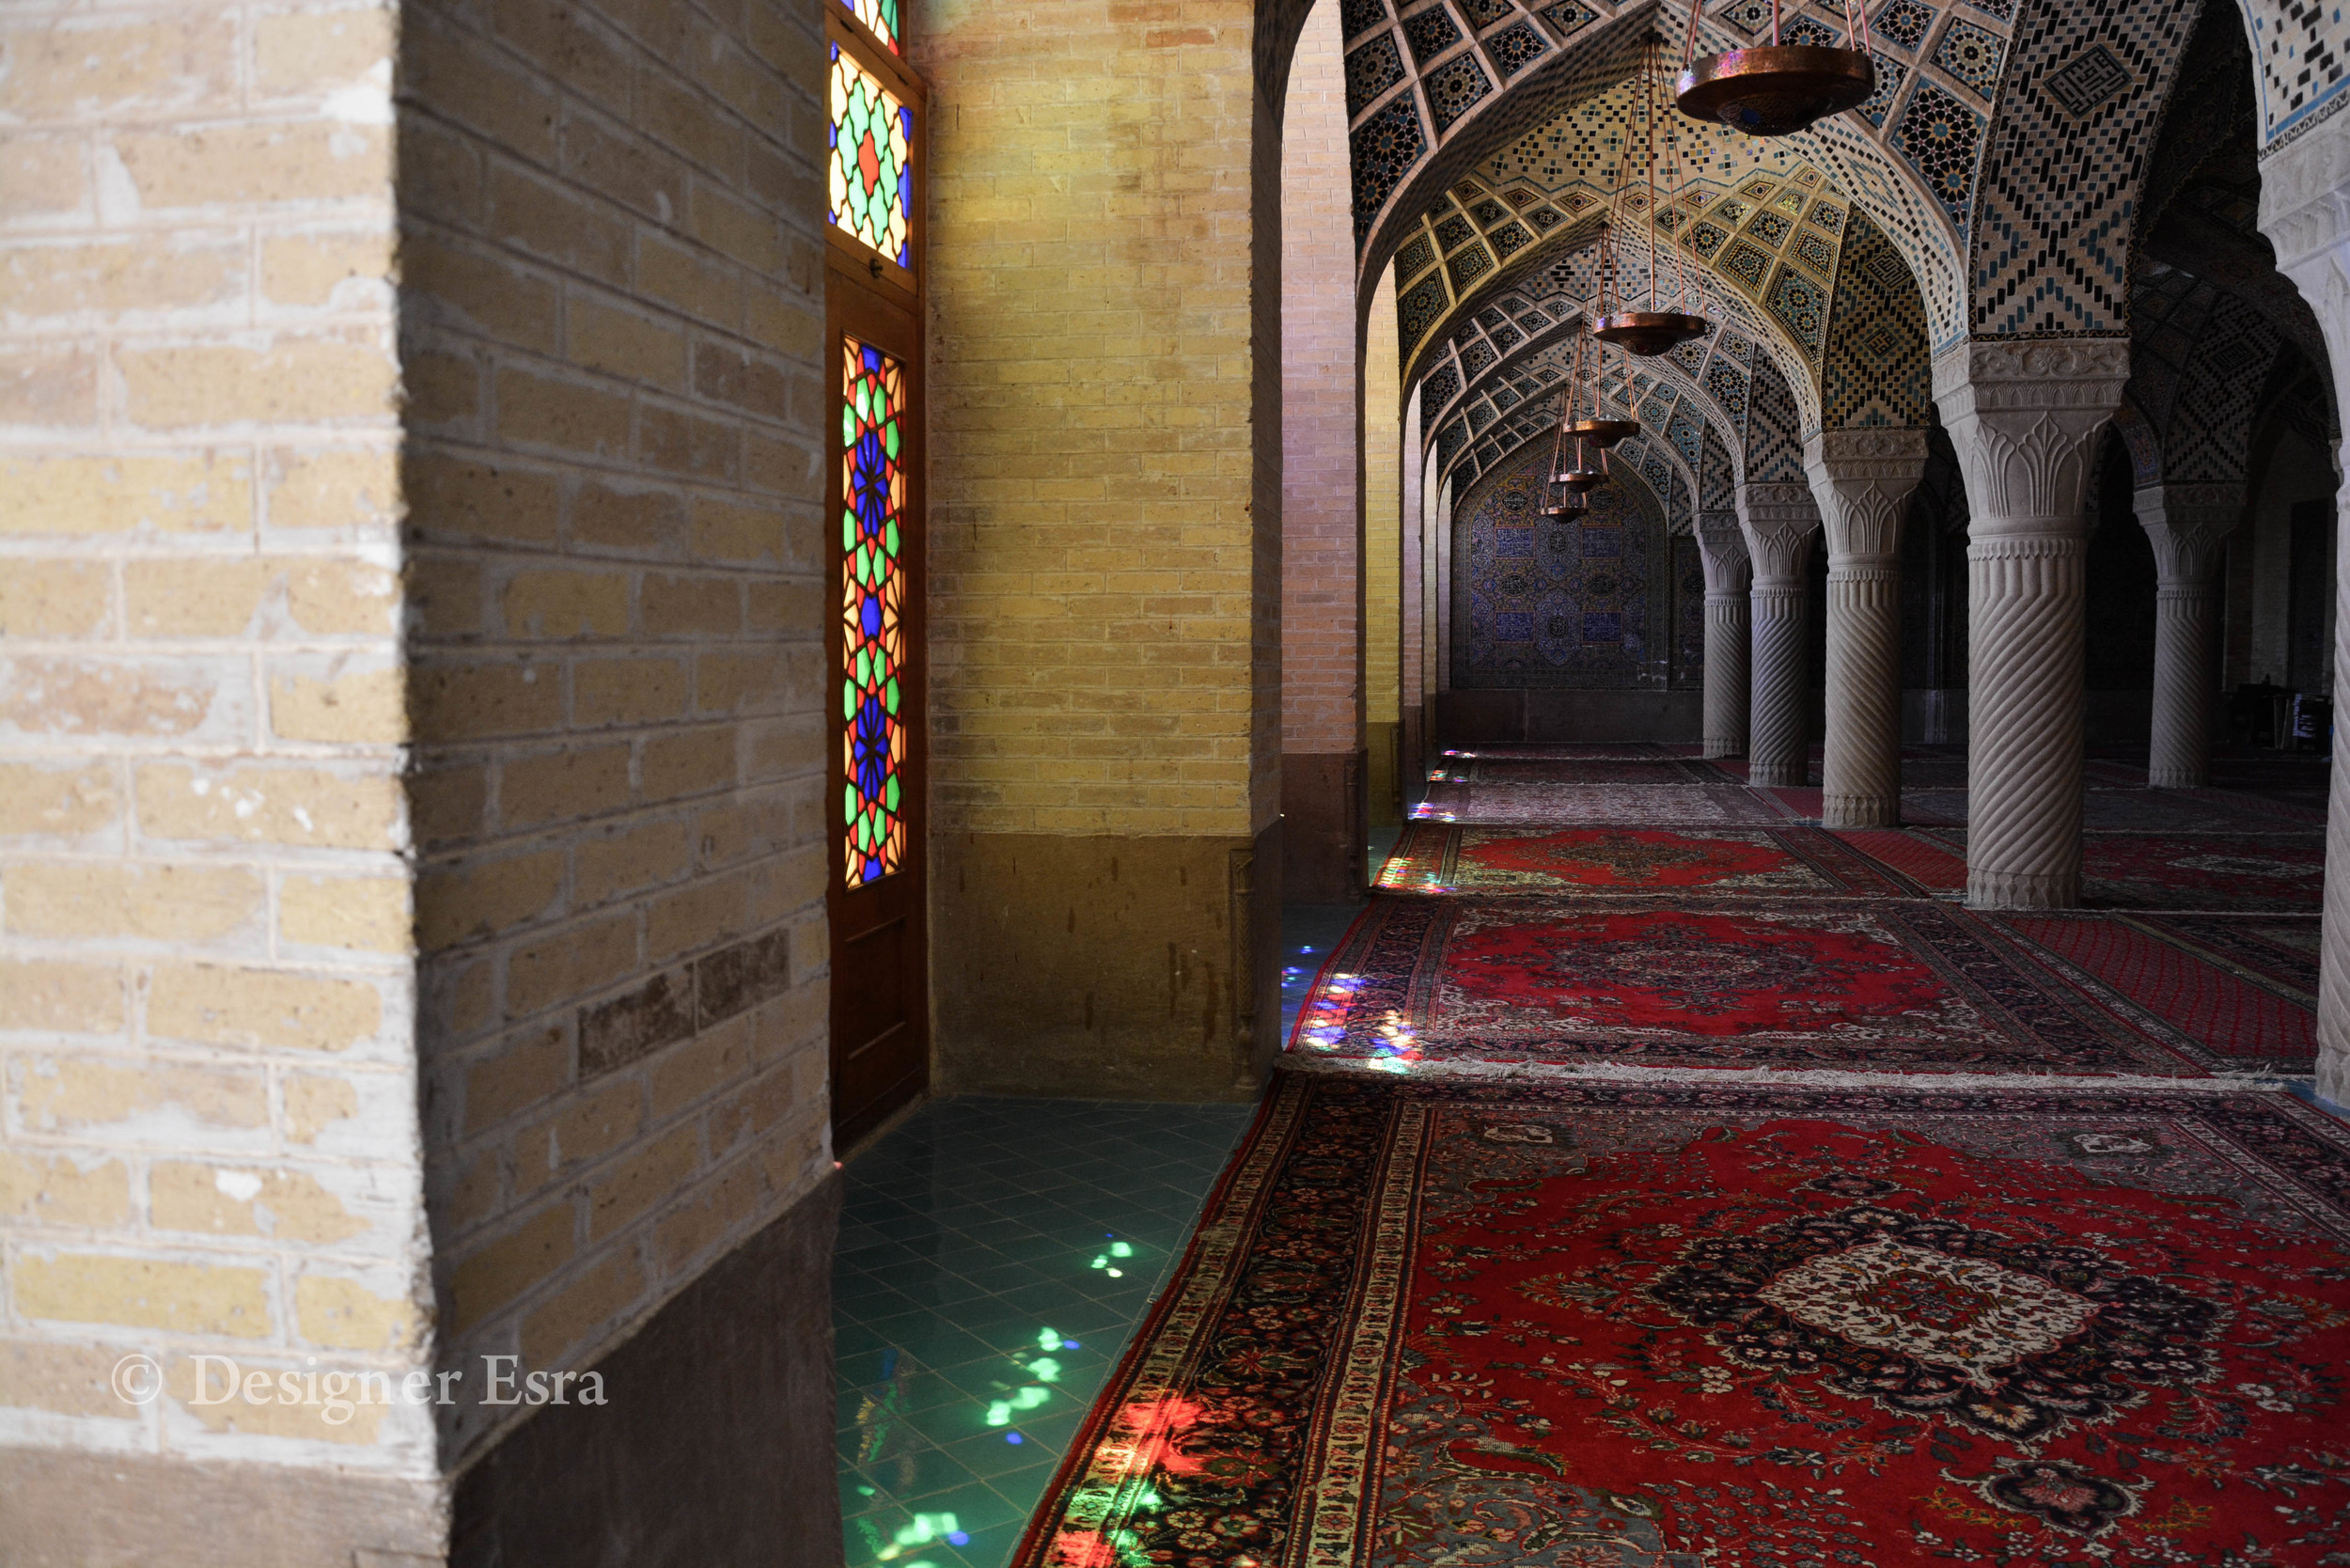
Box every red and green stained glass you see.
[841,337,907,889]
[839,0,901,53]
[828,44,914,270]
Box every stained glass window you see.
[840,0,901,53]
[829,44,914,270]
[841,337,907,889]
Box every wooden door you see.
[827,267,928,1148]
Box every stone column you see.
[1806,429,1930,827]
[2136,483,2246,789]
[2258,116,2350,1104]
[1696,510,1752,757]
[1737,481,1825,788]
[1932,340,2130,910]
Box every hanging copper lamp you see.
[1593,55,1709,356]
[1542,493,1589,517]
[1675,0,1875,136]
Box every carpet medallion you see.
[1375,824,1912,897]
[1014,1077,2350,1568]
[1414,784,1794,827]
[1292,896,2213,1075]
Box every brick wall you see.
[0,0,432,1478]
[922,0,1268,841]
[396,0,832,1461]
[1278,0,1358,759]
[1365,266,1401,728]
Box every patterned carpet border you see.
[2000,913,2316,1073]
[1010,1074,2350,1568]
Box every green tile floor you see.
[835,1097,1258,1568]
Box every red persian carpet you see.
[1434,759,1735,786]
[1414,783,1796,826]
[2001,914,2317,1072]
[1375,824,1915,897]
[1907,832,2326,911]
[1291,896,2225,1075]
[1441,744,1679,760]
[1827,828,1968,894]
[1014,1076,2350,1568]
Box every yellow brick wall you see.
[1365,266,1401,729]
[921,0,1272,839]
[1280,0,1360,759]
[397,0,833,1462]
[0,0,431,1470]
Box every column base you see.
[1821,792,1897,828]
[1702,736,1745,759]
[1966,867,2080,911]
[2145,765,2206,790]
[1749,761,1806,787]
[2320,1048,2350,1115]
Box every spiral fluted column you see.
[2257,119,2350,1103]
[1737,482,1824,789]
[2135,484,2245,790]
[1695,510,1751,758]
[1806,430,1929,828]
[1933,340,2130,911]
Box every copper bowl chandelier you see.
[1566,417,1641,447]
[1554,462,1607,492]
[1542,494,1589,517]
[1592,49,1710,356]
[1675,0,1875,136]
[1591,309,1713,355]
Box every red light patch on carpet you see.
[1290,896,2216,1074]
[1015,1076,2350,1568]
[2005,913,2316,1071]
[1376,824,1913,897]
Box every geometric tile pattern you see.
[1745,353,1808,482]
[1821,208,1934,427]
[2129,278,2286,483]
[2242,0,2350,145]
[1967,0,2199,336]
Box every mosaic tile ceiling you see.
[1342,0,2291,354]
[1392,74,1857,418]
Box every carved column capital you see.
[1932,338,2130,541]
[1735,481,1823,582]
[1804,428,1929,562]
[2134,482,2247,585]
[2258,110,2350,277]
[1693,509,1750,598]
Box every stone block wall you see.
[1277,0,1361,899]
[922,0,1283,1099]
[394,0,834,1466]
[0,0,438,1528]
